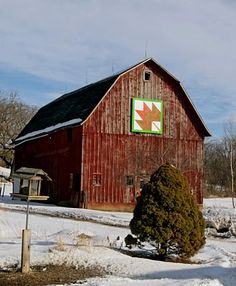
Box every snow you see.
[0,187,236,286]
[0,166,11,178]
[204,198,236,209]
[14,117,82,145]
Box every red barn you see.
[14,58,210,211]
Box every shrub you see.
[129,163,205,259]
[53,236,65,251]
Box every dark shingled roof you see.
[15,58,210,145]
[15,73,120,142]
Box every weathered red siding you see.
[15,126,83,205]
[82,62,204,210]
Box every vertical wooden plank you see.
[21,229,31,273]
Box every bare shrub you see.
[53,236,65,251]
[75,233,93,252]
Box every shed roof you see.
[14,58,210,145]
[12,167,52,181]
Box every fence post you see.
[21,229,31,273]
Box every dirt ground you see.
[0,264,106,286]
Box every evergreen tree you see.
[129,163,205,259]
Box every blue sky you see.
[0,0,236,138]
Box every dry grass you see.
[74,233,94,252]
[53,236,65,252]
[0,264,106,286]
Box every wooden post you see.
[21,229,31,273]
[2,183,5,197]
[25,199,30,229]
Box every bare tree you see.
[223,118,236,208]
[0,91,38,168]
[204,139,229,193]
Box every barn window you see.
[69,173,81,191]
[93,173,101,186]
[69,173,73,189]
[67,128,73,143]
[140,179,145,189]
[143,70,152,81]
[126,175,134,186]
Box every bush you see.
[129,163,205,259]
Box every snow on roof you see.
[14,74,119,144]
[14,118,82,145]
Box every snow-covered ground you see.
[0,184,236,286]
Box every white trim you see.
[179,83,210,135]
[15,118,82,143]
[12,133,49,147]
[82,58,152,126]
[81,76,121,125]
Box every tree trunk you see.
[159,243,168,260]
[230,141,235,208]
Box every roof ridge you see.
[51,58,151,104]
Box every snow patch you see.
[0,194,236,285]
[14,118,82,143]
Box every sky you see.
[0,0,236,138]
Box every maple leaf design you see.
[135,103,161,131]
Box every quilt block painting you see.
[131,98,163,134]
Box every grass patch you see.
[0,264,106,286]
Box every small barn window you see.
[140,179,145,189]
[69,173,81,191]
[143,70,152,81]
[126,175,134,186]
[69,173,73,189]
[67,128,73,143]
[93,173,101,186]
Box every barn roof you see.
[14,58,210,145]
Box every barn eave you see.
[13,117,83,146]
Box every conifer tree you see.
[129,163,205,259]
